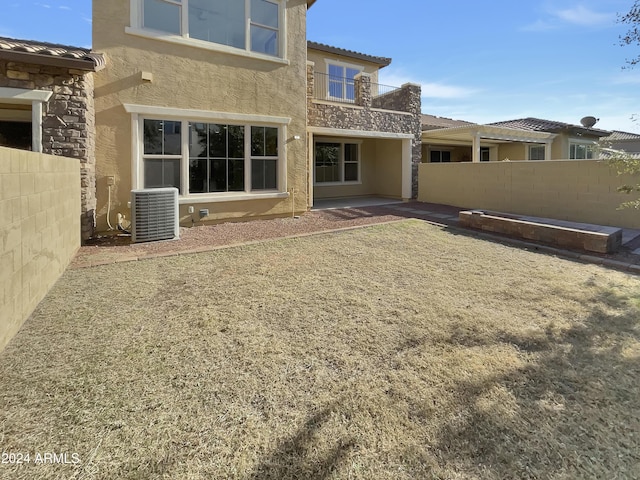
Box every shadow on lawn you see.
[412,285,640,478]
[247,404,355,480]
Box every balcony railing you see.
[311,71,406,112]
[313,72,356,104]
[371,83,401,99]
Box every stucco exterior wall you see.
[418,160,640,229]
[93,0,309,230]
[0,60,96,240]
[497,143,527,161]
[373,139,402,197]
[0,147,80,352]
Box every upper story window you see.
[139,0,281,57]
[327,64,361,101]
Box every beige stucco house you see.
[94,0,313,232]
[92,0,421,233]
[422,116,610,163]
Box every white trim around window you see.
[126,0,289,65]
[0,87,53,153]
[569,140,596,160]
[313,137,362,186]
[527,144,546,161]
[324,59,363,102]
[126,104,290,203]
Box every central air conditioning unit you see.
[131,187,180,243]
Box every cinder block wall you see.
[1,60,96,240]
[0,147,80,352]
[418,160,640,229]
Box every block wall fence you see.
[418,160,640,229]
[0,147,80,352]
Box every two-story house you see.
[93,0,422,234]
[94,0,312,232]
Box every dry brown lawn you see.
[1,220,639,479]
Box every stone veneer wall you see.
[307,63,422,197]
[1,61,96,240]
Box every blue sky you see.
[1,0,638,132]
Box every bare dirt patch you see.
[1,220,639,479]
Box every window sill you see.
[178,191,289,204]
[314,181,362,187]
[125,27,290,66]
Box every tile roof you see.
[601,130,640,141]
[488,117,609,136]
[0,36,105,71]
[421,114,476,131]
[307,41,391,67]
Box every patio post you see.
[472,132,481,162]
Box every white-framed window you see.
[137,116,284,198]
[529,144,545,161]
[430,150,451,163]
[131,0,283,58]
[314,140,361,184]
[569,142,595,160]
[0,87,52,153]
[480,147,490,162]
[327,63,361,101]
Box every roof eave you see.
[0,50,105,72]
[307,41,392,68]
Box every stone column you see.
[355,72,372,109]
[401,83,423,198]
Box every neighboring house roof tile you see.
[307,41,392,67]
[0,36,105,71]
[488,117,609,137]
[601,130,640,141]
[421,114,476,131]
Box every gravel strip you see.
[71,206,405,268]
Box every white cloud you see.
[35,3,52,8]
[379,71,477,99]
[59,5,71,10]
[522,4,616,32]
[553,5,615,27]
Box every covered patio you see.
[422,124,557,163]
[307,127,414,207]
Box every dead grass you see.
[1,219,639,479]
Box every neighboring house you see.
[489,118,610,161]
[601,130,640,156]
[94,0,314,232]
[307,42,421,203]
[422,116,610,163]
[0,37,105,239]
